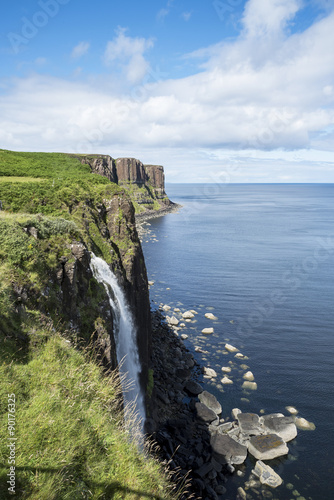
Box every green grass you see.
[0,332,180,499]
[0,177,46,183]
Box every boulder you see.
[181,334,188,340]
[253,460,283,488]
[221,376,233,384]
[262,415,297,442]
[205,313,218,320]
[225,343,239,353]
[295,417,316,431]
[242,381,257,390]
[248,434,289,460]
[237,413,263,435]
[182,311,195,319]
[184,380,204,396]
[243,371,254,381]
[221,366,232,373]
[198,391,222,415]
[285,406,298,415]
[204,367,217,378]
[167,316,179,326]
[232,408,242,420]
[210,434,248,465]
[195,402,218,423]
[202,327,214,334]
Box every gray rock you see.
[210,434,248,465]
[253,460,283,488]
[198,390,222,415]
[184,380,204,396]
[195,402,218,423]
[248,434,289,460]
[236,487,247,500]
[237,412,263,435]
[195,461,214,478]
[262,415,297,442]
[217,422,233,433]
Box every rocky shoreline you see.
[135,202,183,223]
[146,308,313,500]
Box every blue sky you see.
[1,0,334,182]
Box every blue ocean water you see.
[141,184,334,500]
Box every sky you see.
[1,0,334,183]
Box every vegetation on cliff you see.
[0,149,179,499]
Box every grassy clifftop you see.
[0,149,183,499]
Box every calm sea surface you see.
[141,184,334,500]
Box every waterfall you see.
[89,253,145,436]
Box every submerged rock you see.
[225,343,239,353]
[253,460,283,488]
[248,434,289,460]
[205,312,218,320]
[295,417,316,431]
[242,381,257,390]
[221,366,232,373]
[202,327,214,334]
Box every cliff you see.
[0,149,151,392]
[78,154,171,213]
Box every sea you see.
[140,184,334,500]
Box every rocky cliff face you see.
[77,154,171,210]
[5,189,151,396]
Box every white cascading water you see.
[89,253,145,436]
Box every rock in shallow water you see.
[202,327,214,334]
[225,343,239,353]
[184,380,203,396]
[237,413,262,435]
[243,371,255,381]
[182,310,195,319]
[295,417,316,431]
[205,312,218,320]
[248,434,289,460]
[221,376,233,384]
[262,414,297,442]
[195,402,218,423]
[253,460,283,488]
[211,433,248,465]
[198,390,222,415]
[242,381,257,390]
[204,367,217,378]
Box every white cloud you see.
[1,1,334,182]
[71,41,90,59]
[182,11,192,22]
[104,28,154,84]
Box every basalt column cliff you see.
[79,155,171,213]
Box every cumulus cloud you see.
[104,27,154,84]
[0,1,334,181]
[71,41,90,59]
